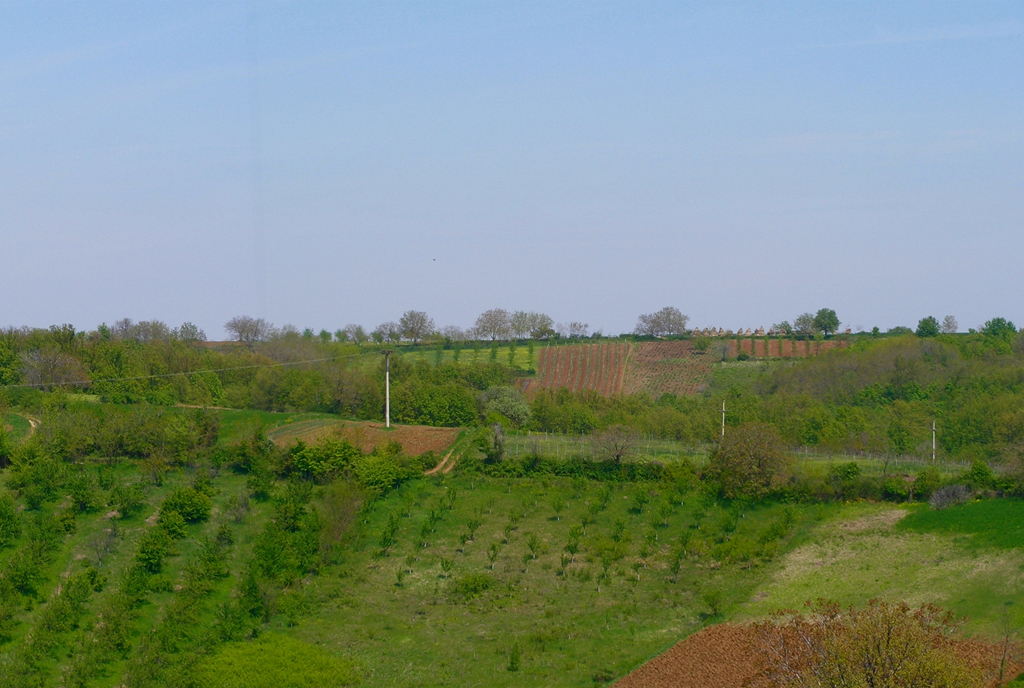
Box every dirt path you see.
[15,414,40,438]
[425,450,454,475]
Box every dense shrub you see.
[160,487,211,524]
[109,482,147,518]
[287,437,359,480]
[352,455,402,496]
[481,387,531,427]
[751,600,981,688]
[0,493,20,547]
[706,423,790,499]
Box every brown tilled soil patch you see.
[615,623,1022,688]
[268,419,460,456]
[533,342,631,397]
[622,341,715,397]
[613,624,763,688]
[838,508,908,533]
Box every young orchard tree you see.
[591,425,638,464]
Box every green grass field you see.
[215,409,338,445]
[287,475,824,687]
[741,501,1024,636]
[2,413,32,442]
[1,406,1020,686]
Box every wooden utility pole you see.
[381,349,393,428]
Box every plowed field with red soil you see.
[614,624,1022,688]
[267,419,460,456]
[613,624,764,688]
[534,342,630,396]
[622,341,715,397]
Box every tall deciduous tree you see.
[634,307,690,337]
[399,310,435,343]
[373,321,401,343]
[225,316,272,348]
[916,316,940,338]
[20,350,88,390]
[173,322,206,343]
[343,324,368,346]
[474,309,511,340]
[941,315,958,334]
[793,313,817,336]
[813,308,840,336]
[982,317,1017,339]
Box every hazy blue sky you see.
[2,2,1021,338]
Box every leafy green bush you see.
[353,455,402,496]
[964,459,995,489]
[913,466,942,499]
[452,573,492,599]
[109,482,147,518]
[0,493,20,548]
[483,387,531,427]
[159,509,188,539]
[160,487,211,523]
[827,462,861,483]
[288,437,359,480]
[706,423,790,500]
[198,634,358,687]
[883,476,911,500]
[135,529,171,573]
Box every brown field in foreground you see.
[614,623,1022,688]
[267,418,461,456]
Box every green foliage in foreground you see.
[899,499,1024,549]
[198,634,359,688]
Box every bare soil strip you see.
[424,450,454,475]
[614,623,1022,688]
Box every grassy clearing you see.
[502,431,708,465]
[287,475,823,687]
[739,502,1024,636]
[707,360,774,394]
[199,634,359,687]
[215,409,337,445]
[2,413,32,442]
[900,499,1024,549]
